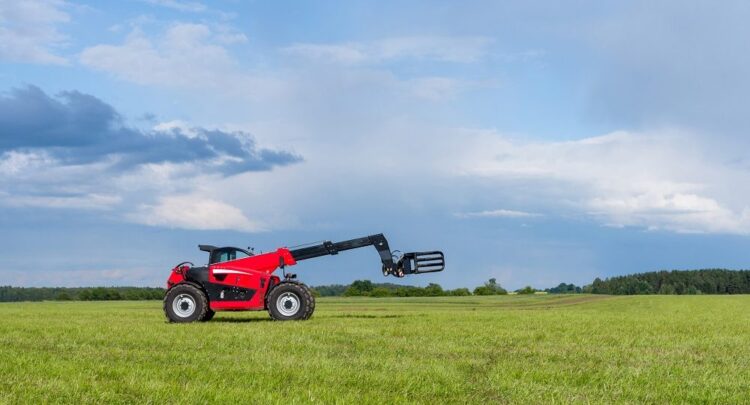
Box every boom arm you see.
[289,233,444,277]
[290,233,393,263]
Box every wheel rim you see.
[276,292,300,316]
[173,293,196,318]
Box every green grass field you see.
[1,295,749,403]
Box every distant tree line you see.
[311,278,537,297]
[311,284,348,297]
[5,269,746,302]
[311,269,750,297]
[334,280,472,297]
[0,286,165,302]
[545,283,582,294]
[589,269,750,295]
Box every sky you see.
[2,0,750,289]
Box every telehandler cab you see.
[163,233,444,323]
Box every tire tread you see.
[163,283,209,323]
[266,281,315,321]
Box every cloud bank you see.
[0,86,299,173]
[456,209,541,219]
[453,130,750,235]
[0,86,300,231]
[0,0,69,64]
[282,36,494,64]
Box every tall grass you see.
[1,295,748,403]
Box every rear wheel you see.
[164,283,209,323]
[267,282,315,321]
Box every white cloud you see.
[212,24,248,45]
[80,24,233,87]
[377,36,492,63]
[588,193,750,234]
[0,150,54,174]
[203,111,750,236]
[284,43,367,64]
[453,129,750,234]
[282,36,493,65]
[1,192,121,210]
[79,23,277,99]
[0,151,122,210]
[0,0,69,64]
[142,0,206,13]
[0,150,276,232]
[80,28,486,105]
[152,120,202,138]
[406,77,467,101]
[456,209,541,219]
[0,84,298,232]
[0,122,319,233]
[131,196,264,232]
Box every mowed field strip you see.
[1,295,749,403]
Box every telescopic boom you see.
[289,233,444,277]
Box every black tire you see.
[163,283,209,323]
[266,281,315,321]
[200,309,215,322]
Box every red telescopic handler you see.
[163,234,445,323]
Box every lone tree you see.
[344,280,375,296]
[473,278,508,295]
[516,286,536,295]
[424,283,444,296]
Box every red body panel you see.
[166,248,294,312]
[167,270,185,286]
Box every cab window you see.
[210,249,250,264]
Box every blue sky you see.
[2,0,750,289]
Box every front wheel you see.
[267,282,315,321]
[164,283,209,323]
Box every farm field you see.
[1,295,749,403]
